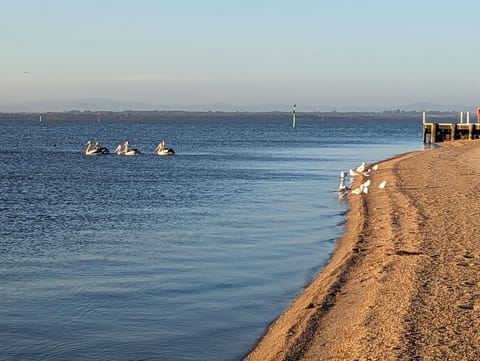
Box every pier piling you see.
[422,120,480,143]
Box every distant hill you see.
[0,97,476,113]
[392,102,476,112]
[0,98,157,113]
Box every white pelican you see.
[94,142,109,155]
[155,140,175,156]
[85,140,98,155]
[85,140,108,156]
[123,140,140,156]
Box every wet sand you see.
[246,140,480,360]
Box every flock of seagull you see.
[84,140,175,156]
[336,162,387,199]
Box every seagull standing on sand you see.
[339,162,384,196]
[336,170,349,199]
[356,162,366,173]
[337,170,347,192]
[350,179,370,195]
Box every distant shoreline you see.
[0,110,459,122]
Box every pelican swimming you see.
[115,144,123,155]
[94,142,109,155]
[155,140,175,156]
[123,140,140,156]
[85,140,109,155]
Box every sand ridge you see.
[245,140,480,360]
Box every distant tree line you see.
[0,110,459,122]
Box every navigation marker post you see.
[292,104,296,129]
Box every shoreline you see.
[246,140,480,360]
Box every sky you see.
[1,0,480,111]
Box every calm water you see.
[0,114,422,360]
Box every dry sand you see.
[246,140,480,361]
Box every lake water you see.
[0,114,422,360]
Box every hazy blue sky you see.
[1,0,480,110]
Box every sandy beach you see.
[246,140,480,361]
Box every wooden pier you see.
[422,110,480,143]
[423,122,480,143]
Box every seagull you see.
[361,179,370,194]
[336,170,349,197]
[350,167,370,177]
[351,184,364,195]
[356,162,366,173]
[351,179,371,195]
[349,169,357,177]
[379,180,387,189]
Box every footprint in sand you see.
[458,304,474,311]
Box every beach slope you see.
[246,140,480,360]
